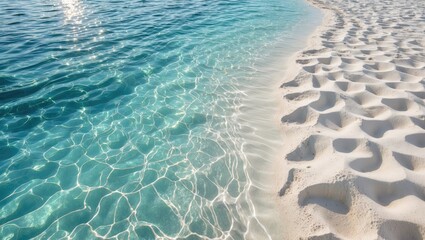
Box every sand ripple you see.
[278,0,425,238]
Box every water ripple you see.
[0,0,319,239]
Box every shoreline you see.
[277,0,425,238]
[235,1,324,238]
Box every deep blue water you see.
[0,0,319,239]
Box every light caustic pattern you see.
[0,0,317,239]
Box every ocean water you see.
[0,0,320,239]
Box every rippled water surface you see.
[0,0,319,239]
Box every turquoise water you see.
[0,0,319,239]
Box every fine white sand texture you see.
[277,0,425,239]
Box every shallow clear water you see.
[0,0,319,239]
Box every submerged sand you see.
[277,0,425,239]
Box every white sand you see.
[277,0,425,239]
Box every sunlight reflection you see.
[61,0,84,25]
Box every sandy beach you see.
[277,0,425,238]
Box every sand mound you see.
[277,0,425,238]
